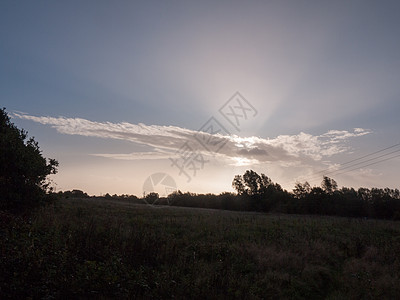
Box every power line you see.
[306,147,400,182]
[334,153,400,177]
[289,142,400,187]
[307,142,400,179]
[340,142,400,166]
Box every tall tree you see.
[232,170,276,196]
[232,175,245,195]
[0,108,58,212]
[242,170,263,196]
[321,176,338,195]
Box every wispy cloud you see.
[13,112,370,166]
[91,151,173,161]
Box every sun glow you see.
[231,157,259,167]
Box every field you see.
[1,197,400,299]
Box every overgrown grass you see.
[1,198,400,299]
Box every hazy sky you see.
[1,1,400,196]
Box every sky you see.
[1,0,400,196]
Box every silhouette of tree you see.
[144,192,159,204]
[0,108,58,212]
[242,170,263,195]
[232,175,246,195]
[293,181,311,199]
[321,176,338,195]
[233,170,274,196]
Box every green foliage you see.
[0,108,58,212]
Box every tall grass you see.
[1,197,399,299]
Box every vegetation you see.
[0,108,58,212]
[1,197,400,299]
[158,171,400,221]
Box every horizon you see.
[2,1,400,196]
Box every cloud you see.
[91,151,173,160]
[266,129,371,160]
[12,112,370,167]
[237,147,268,156]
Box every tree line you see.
[156,170,400,220]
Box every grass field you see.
[1,197,400,299]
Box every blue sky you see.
[1,0,400,195]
